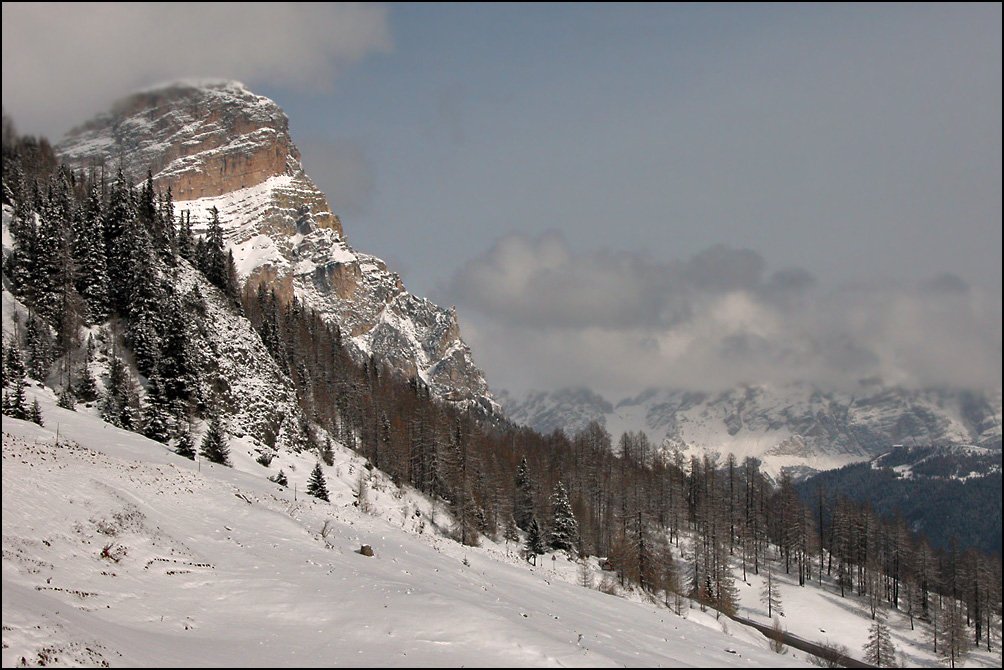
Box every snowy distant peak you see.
[504,382,1002,478]
[55,82,497,414]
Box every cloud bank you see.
[443,232,1002,399]
[2,3,391,137]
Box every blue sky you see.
[3,3,1001,396]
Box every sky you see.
[3,3,1001,398]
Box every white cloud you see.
[2,2,391,137]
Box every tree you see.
[863,616,896,668]
[514,456,535,531]
[269,469,289,487]
[28,398,44,426]
[525,515,546,561]
[200,412,231,466]
[762,560,783,618]
[319,436,335,466]
[2,343,29,419]
[141,371,172,443]
[548,480,580,552]
[307,462,330,502]
[175,430,196,460]
[938,597,970,669]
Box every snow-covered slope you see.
[504,383,1003,478]
[3,392,812,668]
[57,80,496,414]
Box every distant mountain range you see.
[501,382,1002,478]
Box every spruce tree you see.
[306,462,330,501]
[514,456,535,531]
[2,343,29,419]
[525,516,546,557]
[71,184,109,322]
[548,481,579,552]
[200,412,231,466]
[141,371,172,443]
[29,398,44,426]
[175,430,197,460]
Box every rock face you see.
[503,383,1003,478]
[58,80,495,413]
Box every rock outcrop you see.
[58,80,495,413]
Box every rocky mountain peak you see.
[57,81,495,413]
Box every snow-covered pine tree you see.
[141,371,172,443]
[71,183,109,322]
[862,615,896,668]
[2,343,29,420]
[514,456,535,531]
[57,385,76,410]
[525,515,546,558]
[24,314,52,381]
[174,429,197,460]
[306,462,330,501]
[199,411,231,466]
[548,481,579,552]
[204,206,228,292]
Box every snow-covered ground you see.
[4,387,1001,667]
[3,388,810,668]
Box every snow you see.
[3,392,819,668]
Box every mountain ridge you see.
[57,80,497,413]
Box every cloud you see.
[443,232,1001,398]
[2,3,392,137]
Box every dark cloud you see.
[444,232,1001,398]
[2,3,391,138]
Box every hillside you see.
[3,391,808,668]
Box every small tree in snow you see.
[199,411,231,466]
[761,561,783,618]
[525,515,546,562]
[307,463,330,502]
[175,430,196,460]
[862,615,896,668]
[29,398,44,426]
[269,469,289,487]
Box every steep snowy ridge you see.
[57,80,496,414]
[505,383,1002,477]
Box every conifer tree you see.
[514,456,535,531]
[24,315,52,381]
[320,437,335,466]
[549,481,579,552]
[200,411,231,466]
[141,371,172,443]
[2,343,29,419]
[863,616,896,668]
[269,469,289,487]
[57,385,76,410]
[175,429,197,460]
[525,515,546,558]
[29,398,44,426]
[71,184,109,322]
[306,462,330,501]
